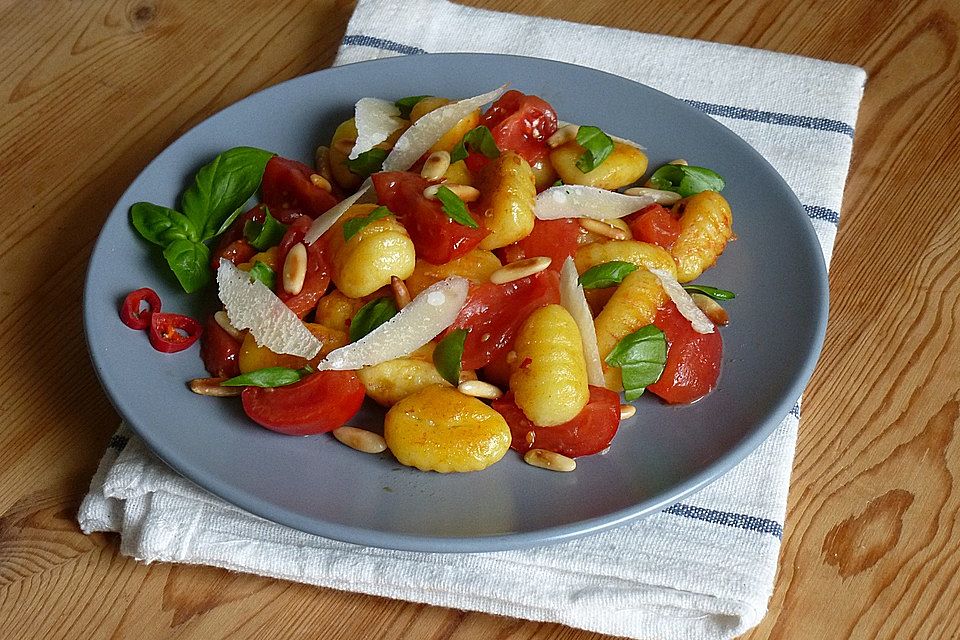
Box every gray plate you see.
[84,53,827,552]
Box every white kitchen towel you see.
[79,1,867,638]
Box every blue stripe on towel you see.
[803,205,840,225]
[665,503,784,539]
[683,100,855,138]
[342,35,427,56]
[108,433,129,452]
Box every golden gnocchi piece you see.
[384,385,511,473]
[314,290,367,334]
[238,323,347,373]
[574,240,677,278]
[670,190,733,282]
[510,304,589,427]
[550,140,648,190]
[529,155,559,192]
[236,246,279,272]
[442,159,473,186]
[357,344,450,407]
[327,204,416,298]
[328,118,407,191]
[404,248,502,298]
[476,151,537,250]
[408,97,482,154]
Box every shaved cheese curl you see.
[649,267,715,334]
[317,277,469,371]
[559,257,605,387]
[535,185,681,221]
[216,260,321,358]
[303,183,370,245]
[350,97,404,160]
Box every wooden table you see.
[2,1,958,638]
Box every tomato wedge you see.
[120,288,161,330]
[493,386,620,458]
[261,156,338,219]
[148,312,202,353]
[626,204,681,250]
[275,217,331,318]
[371,171,489,265]
[498,218,580,271]
[241,370,365,436]
[480,90,558,168]
[210,204,266,269]
[200,315,241,378]
[647,301,722,404]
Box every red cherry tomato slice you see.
[480,90,558,168]
[626,204,681,250]
[497,218,580,271]
[120,288,161,330]
[261,156,338,219]
[241,370,365,436]
[647,301,722,404]
[371,171,489,265]
[492,386,621,458]
[275,217,331,318]
[200,315,241,378]
[148,312,202,353]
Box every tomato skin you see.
[148,312,202,353]
[200,315,241,378]
[371,171,489,265]
[261,156,338,219]
[480,91,558,168]
[241,370,365,436]
[274,217,331,318]
[120,288,161,330]
[626,204,681,250]
[445,269,560,369]
[498,218,580,271]
[492,385,620,458]
[647,301,722,404]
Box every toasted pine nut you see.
[668,158,689,166]
[391,276,411,310]
[188,377,243,397]
[458,380,503,400]
[547,124,580,148]
[489,256,552,284]
[214,310,242,340]
[619,404,637,420]
[423,183,480,202]
[282,243,308,295]
[626,187,683,205]
[333,138,356,155]
[421,150,451,181]
[309,173,332,192]
[506,350,518,364]
[579,218,628,241]
[525,430,536,446]
[314,145,334,182]
[333,426,387,454]
[691,293,730,326]
[524,448,576,472]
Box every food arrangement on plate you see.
[120,84,735,475]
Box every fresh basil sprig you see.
[682,284,736,300]
[395,95,430,119]
[221,366,312,388]
[244,208,287,251]
[433,329,468,386]
[575,126,614,173]
[349,297,398,342]
[130,146,275,293]
[248,262,276,290]
[434,186,479,228]
[578,261,638,289]
[648,164,724,197]
[346,147,387,178]
[343,206,393,242]
[449,126,500,164]
[605,325,667,400]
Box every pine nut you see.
[214,310,242,340]
[421,150,451,181]
[314,145,334,182]
[489,256,552,284]
[423,183,480,202]
[524,449,576,472]
[626,187,683,204]
[309,173,332,192]
[619,404,637,420]
[333,138,356,155]
[579,218,628,241]
[525,430,536,446]
[188,377,243,397]
[458,380,503,400]
[391,276,411,310]
[668,159,689,166]
[282,242,308,295]
[506,350,518,364]
[332,426,387,454]
[691,293,729,326]
[547,124,580,148]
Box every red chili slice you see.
[149,312,203,353]
[120,288,161,330]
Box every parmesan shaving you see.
[216,260,322,358]
[382,85,507,172]
[350,97,404,160]
[303,183,370,245]
[649,267,715,334]
[316,277,469,371]
[535,185,681,221]
[559,257,605,387]
[557,120,646,150]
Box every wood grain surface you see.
[1,0,959,638]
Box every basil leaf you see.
[221,366,305,388]
[349,297,398,342]
[449,126,500,164]
[345,147,387,178]
[434,186,479,228]
[162,239,211,294]
[682,284,736,300]
[575,126,614,173]
[180,146,275,240]
[395,95,430,119]
[648,164,725,197]
[131,202,199,246]
[343,206,393,242]
[433,329,467,386]
[605,325,667,400]
[248,261,276,290]
[578,261,638,289]
[553,179,564,187]
[243,208,287,251]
